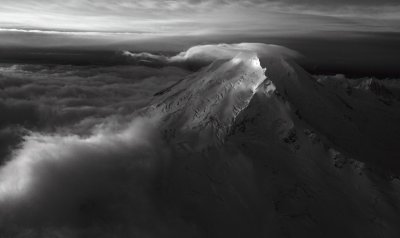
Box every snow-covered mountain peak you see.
[146,52,270,147]
[143,43,400,171]
[141,44,400,237]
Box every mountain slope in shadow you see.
[143,44,400,238]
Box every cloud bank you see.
[0,63,189,168]
[0,62,200,237]
[0,64,189,129]
[0,116,202,237]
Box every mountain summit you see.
[139,43,400,238]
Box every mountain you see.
[0,43,399,238]
[138,44,400,238]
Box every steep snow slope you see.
[141,44,400,238]
[145,46,400,171]
[148,52,266,148]
[265,58,400,172]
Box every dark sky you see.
[0,0,400,48]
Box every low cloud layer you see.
[0,63,189,168]
[0,116,202,237]
[0,62,200,237]
[0,64,188,130]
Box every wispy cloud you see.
[0,0,399,33]
[0,0,399,49]
[0,28,152,36]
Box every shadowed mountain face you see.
[144,48,400,237]
[0,43,399,237]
